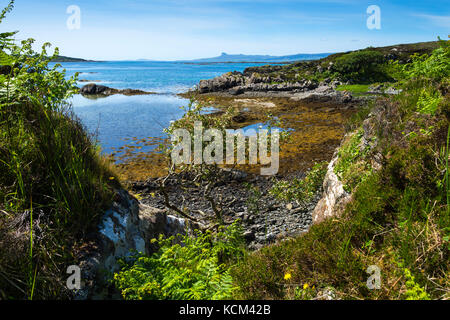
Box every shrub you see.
[270,162,327,205]
[333,50,390,83]
[400,39,450,82]
[416,88,443,115]
[114,222,245,300]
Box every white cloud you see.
[412,14,450,28]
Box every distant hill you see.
[51,56,96,62]
[183,52,332,63]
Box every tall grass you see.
[0,1,120,299]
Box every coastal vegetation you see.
[0,1,118,299]
[114,222,245,300]
[230,39,450,300]
[242,41,440,85]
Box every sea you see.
[52,61,274,156]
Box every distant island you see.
[51,55,97,62]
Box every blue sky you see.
[1,0,448,60]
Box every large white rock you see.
[76,189,190,299]
[312,153,351,224]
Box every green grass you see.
[336,84,371,94]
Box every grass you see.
[0,101,120,299]
[0,2,120,298]
[336,84,371,94]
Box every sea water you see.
[53,61,272,155]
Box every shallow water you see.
[69,93,188,155]
[54,61,274,154]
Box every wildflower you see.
[303,283,309,290]
[284,273,292,281]
[109,176,115,180]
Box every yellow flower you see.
[284,273,292,281]
[303,283,309,290]
[109,177,115,180]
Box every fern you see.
[417,88,442,115]
[114,222,245,300]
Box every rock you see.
[232,113,248,123]
[330,81,342,89]
[80,83,114,95]
[316,287,338,300]
[384,87,402,95]
[235,212,245,218]
[120,88,156,96]
[266,233,276,242]
[339,92,353,103]
[243,230,256,242]
[315,85,333,94]
[312,153,351,224]
[97,189,145,275]
[80,84,155,97]
[229,87,244,95]
[327,62,334,71]
[75,189,190,299]
[368,84,383,94]
[198,71,245,93]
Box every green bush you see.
[114,222,245,300]
[270,162,327,205]
[416,88,443,115]
[333,50,390,83]
[399,39,450,82]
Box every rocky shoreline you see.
[183,70,360,104]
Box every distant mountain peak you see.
[221,52,228,56]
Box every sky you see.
[0,0,449,60]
